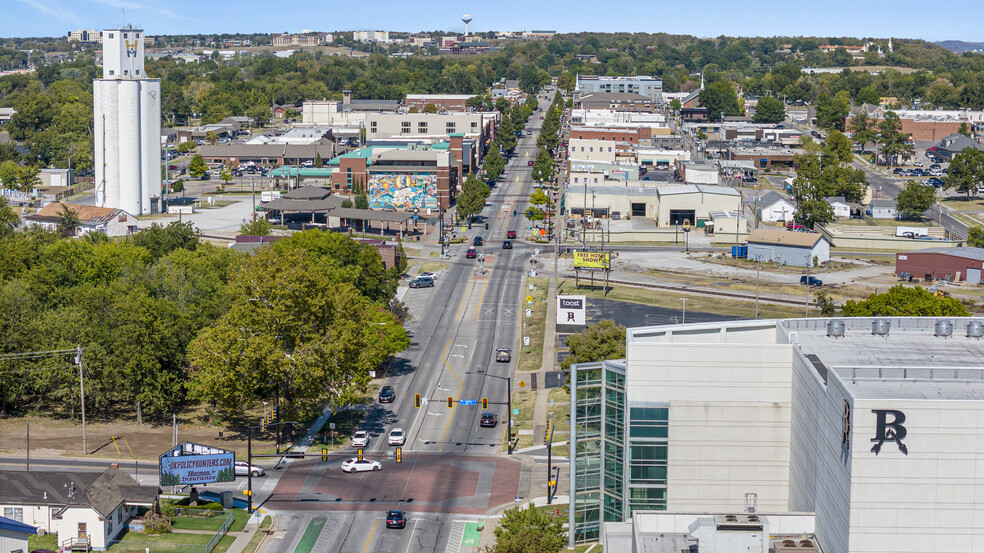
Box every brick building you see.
[327,145,458,210]
[405,94,477,113]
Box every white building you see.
[571,317,984,553]
[24,202,138,237]
[758,191,797,223]
[93,28,161,215]
[568,138,617,163]
[353,30,390,43]
[825,196,852,218]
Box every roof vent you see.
[872,319,890,336]
[725,515,738,521]
[935,320,953,337]
[748,515,760,522]
[826,320,845,337]
[967,321,984,338]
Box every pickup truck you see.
[800,276,823,287]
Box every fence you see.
[108,510,234,553]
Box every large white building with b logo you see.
[569,317,984,553]
[93,27,161,215]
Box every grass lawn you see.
[29,534,58,551]
[170,509,246,533]
[196,200,237,209]
[548,388,570,403]
[557,280,804,320]
[697,256,861,274]
[114,530,212,545]
[534,503,570,519]
[518,277,550,372]
[418,261,450,274]
[569,543,602,553]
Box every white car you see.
[388,428,406,446]
[234,461,265,477]
[351,431,370,447]
[418,271,438,280]
[341,458,382,473]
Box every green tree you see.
[176,141,196,153]
[895,180,935,220]
[669,98,682,112]
[849,111,877,153]
[946,147,984,196]
[532,148,555,182]
[823,130,855,165]
[753,96,786,123]
[314,152,323,167]
[958,122,971,136]
[497,115,517,152]
[205,131,220,145]
[877,111,913,166]
[841,285,969,316]
[188,154,208,179]
[815,291,836,317]
[240,219,272,236]
[0,160,23,190]
[482,504,565,553]
[557,70,575,93]
[483,142,505,181]
[130,221,201,260]
[0,197,18,237]
[456,173,490,220]
[354,193,369,210]
[246,104,270,126]
[968,226,984,248]
[422,103,438,114]
[560,320,626,371]
[56,203,80,237]
[698,80,741,122]
[524,206,545,222]
[219,167,234,187]
[815,92,850,131]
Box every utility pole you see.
[76,345,86,455]
[507,376,513,455]
[26,420,29,472]
[755,259,760,319]
[805,259,811,317]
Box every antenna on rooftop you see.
[462,14,472,37]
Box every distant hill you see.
[935,40,984,54]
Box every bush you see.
[144,512,173,535]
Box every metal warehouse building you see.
[746,228,830,267]
[895,247,984,283]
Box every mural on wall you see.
[368,172,438,210]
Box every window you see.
[108,33,114,38]
[370,122,377,133]
[401,121,411,134]
[346,167,352,187]
[418,122,428,133]
[589,147,593,152]
[3,507,23,522]
[123,33,128,38]
[446,122,456,132]
[108,70,115,75]
[135,70,140,75]
[471,122,478,130]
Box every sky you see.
[3,0,983,42]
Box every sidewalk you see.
[532,274,559,447]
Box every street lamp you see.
[486,374,514,455]
[246,420,298,514]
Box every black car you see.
[386,510,406,529]
[378,386,395,403]
[473,236,484,246]
[502,239,513,249]
[927,177,945,187]
[480,412,497,427]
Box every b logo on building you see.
[870,409,908,455]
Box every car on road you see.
[386,510,406,529]
[351,430,370,447]
[480,412,497,427]
[388,428,406,446]
[496,347,512,362]
[800,276,823,287]
[527,130,532,135]
[506,230,517,239]
[466,247,477,259]
[528,160,534,166]
[234,461,265,477]
[409,276,435,288]
[418,271,438,280]
[378,386,395,403]
[341,458,381,473]
[473,236,484,246]
[502,239,513,249]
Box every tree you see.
[240,218,272,236]
[422,103,438,114]
[524,206,545,222]
[314,152,323,167]
[877,111,913,166]
[849,111,877,153]
[341,199,353,208]
[841,285,969,316]
[483,141,505,181]
[0,160,23,190]
[187,247,408,420]
[753,96,786,123]
[219,167,234,187]
[815,291,836,317]
[669,98,682,113]
[456,173,490,220]
[946,147,984,196]
[188,154,207,179]
[958,122,971,136]
[815,92,850,131]
[246,104,270,127]
[968,226,984,248]
[699,80,741,121]
[0,197,18,237]
[895,180,935,220]
[560,320,626,371]
[497,115,517,152]
[130,221,201,260]
[482,504,565,553]
[532,148,555,182]
[823,130,854,165]
[354,193,369,210]
[205,131,220,145]
[56,203,80,237]
[557,70,575,93]
[176,141,196,153]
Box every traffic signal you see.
[414,393,421,408]
[322,448,328,462]
[544,420,553,445]
[482,397,489,409]
[447,396,454,408]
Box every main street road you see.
[256,97,552,553]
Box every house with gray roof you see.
[757,191,797,223]
[0,467,158,550]
[870,198,897,219]
[932,133,984,160]
[824,196,851,218]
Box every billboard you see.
[368,172,439,211]
[557,295,586,325]
[159,442,235,486]
[573,251,610,270]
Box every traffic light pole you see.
[507,376,512,455]
[247,426,253,514]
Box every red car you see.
[506,230,517,239]
[466,247,477,259]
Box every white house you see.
[747,228,831,266]
[824,196,851,218]
[0,467,159,551]
[23,202,137,237]
[870,198,897,219]
[0,515,36,553]
[757,191,797,223]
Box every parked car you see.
[418,271,438,280]
[466,247,477,259]
[473,236,484,246]
[496,347,512,362]
[506,230,517,239]
[386,510,406,529]
[528,160,534,166]
[234,461,265,477]
[388,428,406,446]
[351,430,370,447]
[480,412,497,427]
[378,386,395,403]
[409,276,435,288]
[502,239,513,249]
[341,458,381,473]
[800,276,823,287]
[927,177,945,187]
[786,223,805,231]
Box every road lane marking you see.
[404,520,417,553]
[360,518,379,553]
[473,281,490,322]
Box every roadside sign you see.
[683,220,691,231]
[329,422,335,430]
[322,449,328,462]
[519,381,526,388]
[526,295,533,303]
[459,399,477,406]
[396,448,402,463]
[357,448,363,461]
[513,409,519,415]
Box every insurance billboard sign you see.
[159,442,235,486]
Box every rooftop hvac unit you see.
[872,319,890,336]
[826,320,845,337]
[935,320,953,337]
[967,321,984,338]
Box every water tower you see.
[462,14,472,37]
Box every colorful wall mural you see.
[368,172,439,210]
